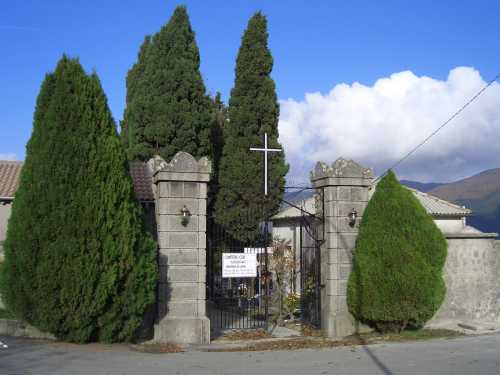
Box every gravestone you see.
[152,152,211,344]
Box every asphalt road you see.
[1,334,499,375]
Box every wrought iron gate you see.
[206,212,271,335]
[299,212,322,328]
[206,192,323,334]
[271,192,323,329]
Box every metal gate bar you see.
[206,214,270,334]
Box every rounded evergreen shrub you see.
[0,56,158,343]
[347,170,447,333]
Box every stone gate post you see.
[310,158,373,338]
[152,152,211,344]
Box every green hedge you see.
[347,171,447,332]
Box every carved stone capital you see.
[151,152,212,183]
[310,158,373,187]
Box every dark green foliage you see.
[215,12,288,240]
[121,35,151,156]
[207,92,227,214]
[347,171,447,333]
[0,56,158,343]
[122,6,213,162]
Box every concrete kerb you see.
[0,324,490,354]
[426,319,500,335]
[188,336,339,352]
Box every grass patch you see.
[0,308,15,319]
[358,328,463,343]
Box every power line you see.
[282,186,315,202]
[372,72,500,185]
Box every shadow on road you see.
[354,334,395,375]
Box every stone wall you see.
[152,152,211,345]
[0,201,10,309]
[0,201,12,259]
[313,158,500,337]
[430,233,500,324]
[0,319,54,339]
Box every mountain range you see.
[285,168,500,236]
[402,168,500,235]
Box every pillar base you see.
[323,313,372,338]
[154,317,210,345]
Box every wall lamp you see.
[349,208,358,226]
[180,205,191,226]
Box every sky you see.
[1,0,499,183]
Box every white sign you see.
[243,247,273,255]
[222,253,257,278]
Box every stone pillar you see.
[152,152,211,345]
[311,158,373,338]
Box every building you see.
[0,161,23,260]
[271,186,474,260]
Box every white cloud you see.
[0,153,17,161]
[279,67,500,183]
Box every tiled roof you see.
[129,161,154,202]
[0,160,155,203]
[408,188,471,217]
[272,187,471,220]
[272,197,317,220]
[0,160,23,199]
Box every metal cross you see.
[250,133,282,196]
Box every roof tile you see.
[129,162,154,202]
[0,161,23,199]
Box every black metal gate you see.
[299,212,322,328]
[206,212,271,335]
[272,191,323,329]
[207,192,323,334]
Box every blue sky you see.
[1,1,499,182]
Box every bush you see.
[347,170,447,333]
[0,56,157,343]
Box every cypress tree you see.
[122,6,213,162]
[121,36,151,159]
[347,171,447,333]
[208,92,227,214]
[0,56,158,343]
[215,12,288,240]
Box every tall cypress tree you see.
[122,6,213,162]
[215,12,288,240]
[0,56,158,343]
[208,92,227,213]
[121,36,151,159]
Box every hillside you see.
[399,180,445,193]
[428,168,500,204]
[285,168,500,236]
[416,168,500,235]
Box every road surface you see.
[0,333,499,374]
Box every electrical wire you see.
[372,73,500,185]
